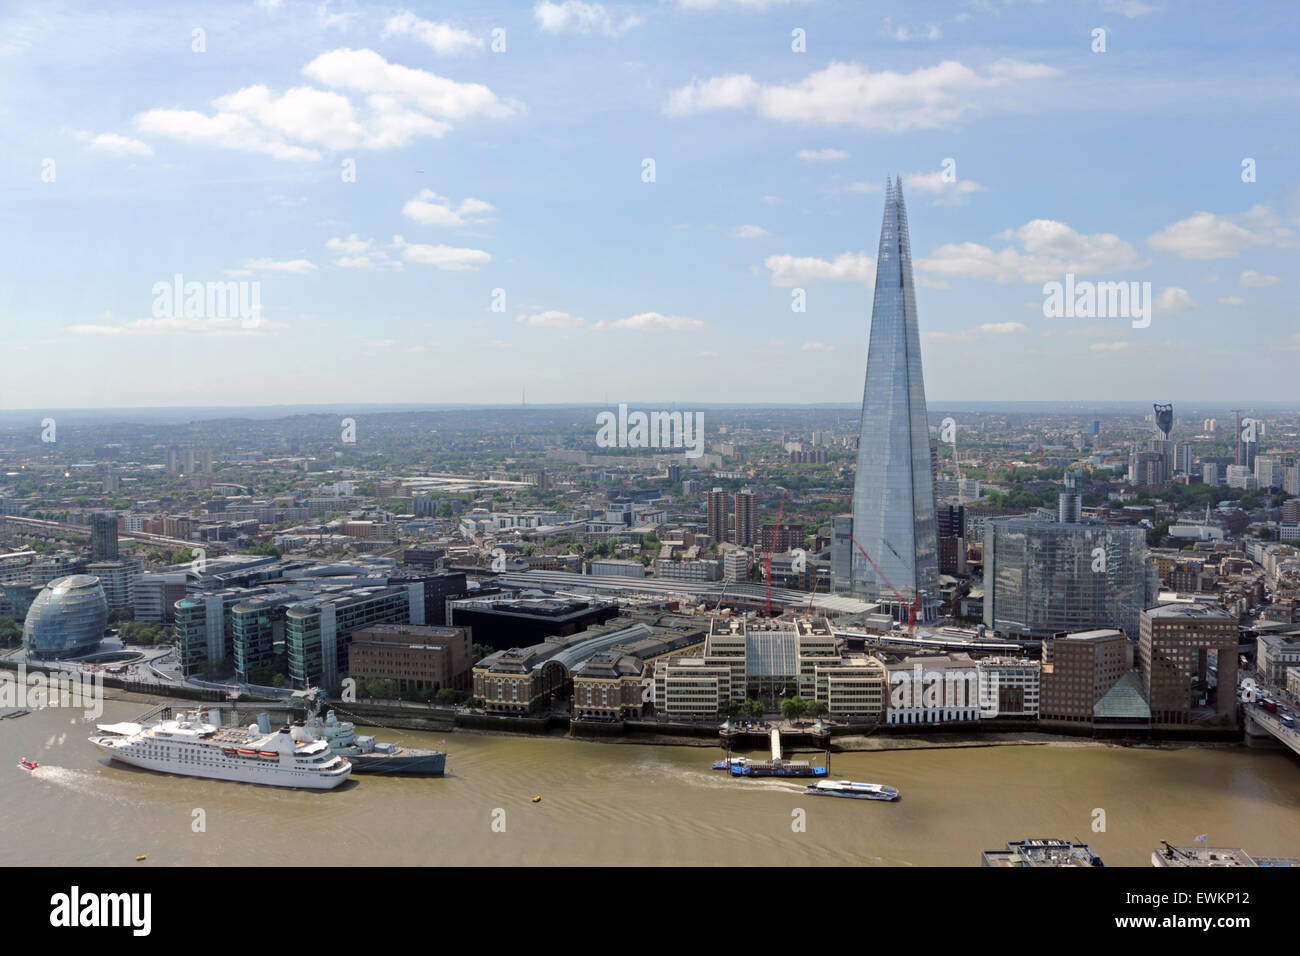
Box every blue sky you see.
[1,0,1297,409]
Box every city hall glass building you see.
[849,178,939,610]
[983,520,1148,640]
[22,574,108,659]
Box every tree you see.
[744,699,763,718]
[781,695,809,722]
[0,617,21,647]
[271,673,285,688]
[806,700,829,719]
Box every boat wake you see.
[665,765,807,794]
[28,765,136,803]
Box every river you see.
[4,699,1299,866]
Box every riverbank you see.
[91,685,1256,755]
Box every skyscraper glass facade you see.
[850,177,938,606]
[983,520,1148,639]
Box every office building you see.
[1039,629,1129,723]
[733,488,758,546]
[983,520,1149,639]
[1138,604,1238,727]
[286,585,416,689]
[706,487,729,545]
[90,512,119,562]
[449,595,620,651]
[348,624,473,694]
[849,178,939,612]
[21,575,108,659]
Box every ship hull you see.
[91,740,351,790]
[806,789,898,801]
[347,750,446,775]
[730,765,827,778]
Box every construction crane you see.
[848,533,920,635]
[763,490,786,617]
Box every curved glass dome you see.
[22,574,108,659]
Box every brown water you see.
[4,699,1300,866]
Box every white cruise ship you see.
[90,711,352,790]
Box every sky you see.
[1,0,1298,410]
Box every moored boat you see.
[90,711,351,790]
[730,759,828,778]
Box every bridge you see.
[1243,702,1300,757]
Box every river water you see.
[4,699,1299,866]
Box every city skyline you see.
[3,0,1299,409]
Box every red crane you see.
[848,534,920,635]
[763,490,786,617]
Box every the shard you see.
[849,177,938,611]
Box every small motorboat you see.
[711,756,751,771]
[17,757,38,771]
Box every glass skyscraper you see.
[849,177,938,610]
[983,520,1149,640]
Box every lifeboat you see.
[258,751,278,758]
[236,748,257,756]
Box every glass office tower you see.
[983,519,1148,639]
[849,177,938,609]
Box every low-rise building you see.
[349,624,473,694]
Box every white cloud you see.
[303,49,518,122]
[730,224,769,239]
[845,182,878,194]
[534,2,643,36]
[136,106,322,161]
[677,0,809,9]
[484,338,513,349]
[1089,341,1130,352]
[135,49,516,162]
[227,258,318,275]
[1100,0,1160,17]
[922,322,1027,344]
[1218,296,1245,306]
[592,312,705,331]
[82,132,153,157]
[326,235,397,269]
[795,148,848,162]
[664,59,1060,131]
[902,170,987,204]
[517,310,584,328]
[881,18,942,41]
[1147,205,1293,260]
[402,189,495,226]
[1239,269,1280,288]
[664,73,758,116]
[391,235,491,270]
[764,251,874,286]
[917,219,1144,284]
[800,341,835,352]
[382,11,484,55]
[1154,287,1196,313]
[326,234,373,256]
[66,316,286,337]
